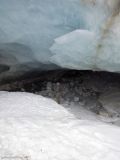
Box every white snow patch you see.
[0,91,120,160]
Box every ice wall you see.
[51,0,120,72]
[0,0,83,79]
[0,0,120,80]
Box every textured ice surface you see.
[50,29,97,70]
[0,0,120,76]
[0,91,120,159]
[0,0,83,79]
[51,0,120,72]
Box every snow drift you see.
[0,91,120,160]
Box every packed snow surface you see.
[0,91,120,160]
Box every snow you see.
[0,91,120,160]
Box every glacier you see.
[0,0,120,79]
[51,0,120,72]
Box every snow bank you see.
[0,91,120,160]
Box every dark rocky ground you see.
[1,70,120,117]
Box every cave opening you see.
[1,69,120,121]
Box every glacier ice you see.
[0,0,120,79]
[50,29,97,70]
[0,0,83,79]
[51,0,120,72]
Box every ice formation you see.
[0,0,120,77]
[51,0,120,72]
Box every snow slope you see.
[0,92,120,160]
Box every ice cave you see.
[1,0,120,80]
[1,1,120,160]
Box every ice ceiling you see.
[0,0,120,78]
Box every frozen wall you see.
[0,0,120,80]
[51,0,120,72]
